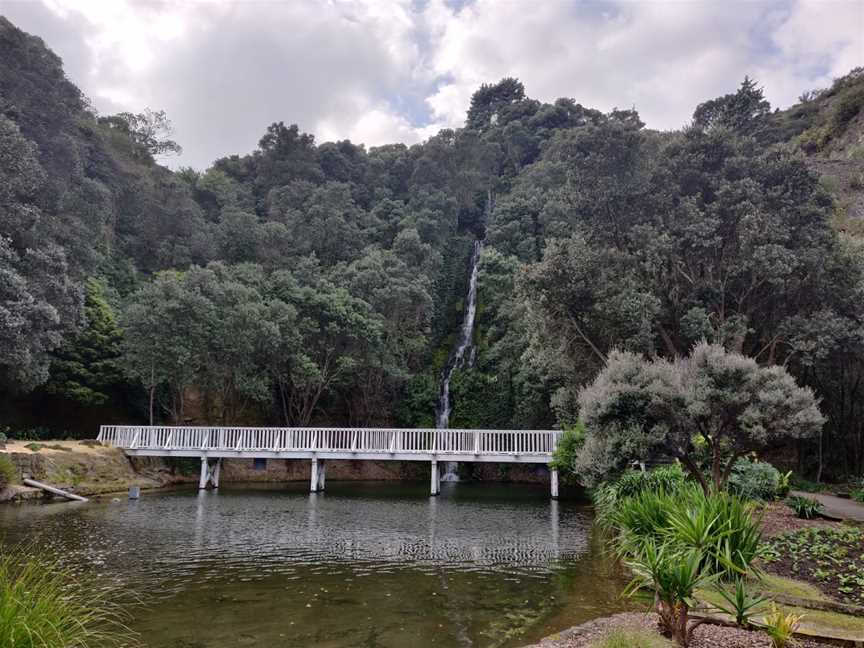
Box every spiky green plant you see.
[625,541,716,647]
[0,546,139,648]
[713,578,769,628]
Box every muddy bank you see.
[0,440,558,502]
[0,439,193,502]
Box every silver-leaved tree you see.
[576,342,825,493]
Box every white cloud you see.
[1,0,861,168]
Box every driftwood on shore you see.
[22,478,88,502]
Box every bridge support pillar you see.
[430,460,440,496]
[310,458,326,492]
[550,468,559,499]
[199,457,221,490]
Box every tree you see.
[268,269,381,426]
[99,108,182,159]
[692,77,771,136]
[43,278,125,406]
[575,342,824,493]
[466,78,526,130]
[120,272,209,424]
[0,116,82,391]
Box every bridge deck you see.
[98,425,562,497]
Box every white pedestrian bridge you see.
[97,425,563,497]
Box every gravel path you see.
[790,490,864,522]
[523,612,834,648]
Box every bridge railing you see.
[97,425,562,455]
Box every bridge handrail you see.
[97,425,562,455]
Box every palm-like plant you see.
[625,541,717,647]
[713,578,769,628]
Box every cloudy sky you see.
[2,0,862,169]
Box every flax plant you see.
[0,546,139,648]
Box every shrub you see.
[550,423,585,482]
[761,604,803,648]
[0,456,16,489]
[24,442,44,453]
[593,463,688,526]
[590,627,672,648]
[787,496,823,519]
[849,480,864,503]
[713,578,768,629]
[609,486,763,581]
[728,459,781,500]
[0,432,6,449]
[625,542,715,647]
[0,547,139,647]
[776,471,792,498]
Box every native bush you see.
[575,343,824,493]
[0,547,139,648]
[592,464,688,526]
[787,496,823,519]
[762,604,803,648]
[728,459,781,500]
[0,456,15,489]
[624,541,716,646]
[607,485,763,581]
[713,578,768,629]
[550,422,585,481]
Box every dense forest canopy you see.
[2,16,864,479]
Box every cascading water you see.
[436,238,483,482]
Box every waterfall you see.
[436,238,483,482]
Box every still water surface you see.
[0,481,631,648]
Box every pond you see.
[0,481,631,648]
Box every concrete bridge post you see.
[310,458,326,492]
[430,460,440,496]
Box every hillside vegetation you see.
[2,16,864,480]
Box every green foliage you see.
[550,423,585,479]
[786,496,823,519]
[789,474,824,493]
[606,485,763,581]
[43,278,125,406]
[761,526,864,605]
[776,471,793,498]
[728,460,782,501]
[761,604,803,648]
[0,432,5,448]
[624,541,716,646]
[592,464,688,526]
[575,343,823,492]
[0,547,138,647]
[713,578,768,629]
[692,77,771,136]
[589,628,672,648]
[0,455,16,488]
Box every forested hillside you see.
[2,17,864,479]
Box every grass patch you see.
[0,456,16,489]
[24,443,44,452]
[589,627,672,648]
[0,546,139,647]
[757,573,828,601]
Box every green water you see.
[0,481,631,647]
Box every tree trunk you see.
[148,384,155,426]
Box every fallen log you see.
[22,478,88,502]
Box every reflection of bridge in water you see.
[98,425,563,497]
